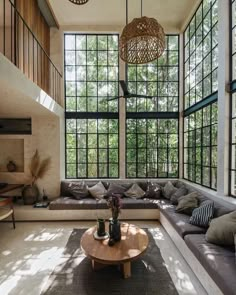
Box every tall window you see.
[183,0,218,189]
[64,34,180,179]
[184,0,218,109]
[184,103,217,189]
[126,35,179,178]
[65,34,119,178]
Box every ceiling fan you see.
[108,80,156,101]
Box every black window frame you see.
[183,0,218,190]
[125,34,180,179]
[184,0,218,110]
[183,100,218,190]
[229,0,236,196]
[64,33,120,179]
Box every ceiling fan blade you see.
[129,93,156,99]
[107,96,122,101]
[120,80,129,95]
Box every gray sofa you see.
[49,180,160,210]
[50,179,236,295]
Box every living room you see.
[0,0,236,294]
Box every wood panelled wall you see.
[15,0,50,93]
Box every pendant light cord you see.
[141,0,143,17]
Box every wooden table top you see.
[80,223,149,265]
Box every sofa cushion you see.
[61,180,107,197]
[176,192,199,215]
[124,183,145,199]
[121,198,159,209]
[88,181,107,200]
[162,181,177,199]
[170,186,188,205]
[68,181,90,200]
[49,196,159,210]
[205,211,236,246]
[189,200,214,228]
[158,199,206,237]
[184,234,236,295]
[49,197,107,210]
[145,182,162,199]
[106,183,127,197]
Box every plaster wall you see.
[0,116,61,198]
[0,139,24,172]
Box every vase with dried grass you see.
[22,150,51,205]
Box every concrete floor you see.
[0,221,207,295]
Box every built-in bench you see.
[49,179,236,295]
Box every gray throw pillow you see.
[124,183,145,199]
[189,200,214,228]
[68,182,89,200]
[145,182,162,199]
[162,181,178,199]
[175,192,199,215]
[106,183,127,197]
[170,186,188,205]
[206,211,236,246]
[88,181,107,200]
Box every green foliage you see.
[184,0,218,109]
[184,102,218,189]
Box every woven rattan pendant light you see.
[119,0,165,64]
[68,0,89,5]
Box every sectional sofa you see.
[49,179,236,295]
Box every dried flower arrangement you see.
[29,150,51,186]
[106,193,122,220]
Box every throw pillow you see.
[162,181,178,199]
[68,182,89,200]
[175,192,199,215]
[170,186,188,205]
[189,200,214,228]
[106,183,127,197]
[124,183,145,199]
[145,182,162,199]
[88,181,107,200]
[205,211,236,246]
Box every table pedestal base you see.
[92,260,131,278]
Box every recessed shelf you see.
[0,139,24,172]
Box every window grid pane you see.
[127,35,179,112]
[184,0,218,110]
[230,1,236,196]
[65,34,119,178]
[126,119,179,178]
[184,102,218,190]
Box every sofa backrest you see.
[60,179,178,197]
[179,181,236,217]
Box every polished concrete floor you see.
[0,221,207,295]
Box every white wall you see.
[0,116,61,198]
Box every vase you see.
[97,218,106,236]
[109,218,121,242]
[7,161,16,172]
[22,184,40,205]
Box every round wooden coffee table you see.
[80,223,149,278]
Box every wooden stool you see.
[0,197,15,229]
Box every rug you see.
[41,228,178,295]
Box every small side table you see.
[0,197,15,229]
